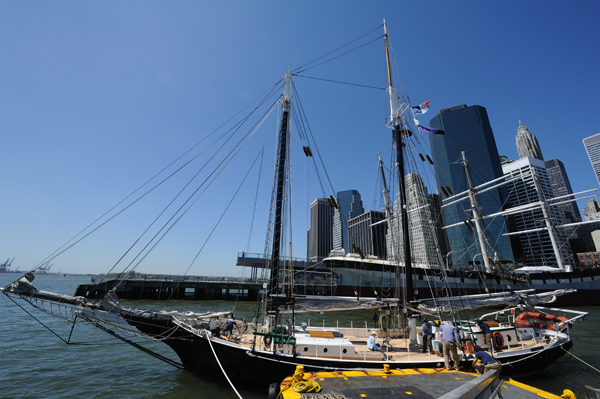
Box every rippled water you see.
[2,274,599,398]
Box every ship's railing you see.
[584,386,600,399]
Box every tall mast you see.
[532,172,565,270]
[384,20,414,304]
[460,151,493,273]
[379,153,397,263]
[269,71,292,300]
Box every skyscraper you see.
[308,198,333,262]
[332,190,364,254]
[502,157,574,267]
[429,104,514,268]
[544,158,582,224]
[544,158,594,257]
[583,133,600,186]
[347,211,387,259]
[516,121,544,161]
[388,173,441,266]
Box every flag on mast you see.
[417,125,445,136]
[412,101,430,115]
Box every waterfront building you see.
[516,121,544,161]
[347,211,387,259]
[388,173,441,267]
[429,104,514,268]
[577,251,600,267]
[583,133,600,186]
[502,157,574,267]
[308,198,333,262]
[332,190,364,254]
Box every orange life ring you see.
[464,342,475,354]
[515,312,569,331]
[492,332,504,350]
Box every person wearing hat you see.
[367,331,388,360]
[421,319,433,354]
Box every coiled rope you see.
[291,380,322,393]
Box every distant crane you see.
[0,258,15,273]
[36,262,54,274]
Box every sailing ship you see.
[2,21,587,391]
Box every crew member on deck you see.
[221,319,235,336]
[441,321,462,371]
[421,319,433,354]
[476,320,493,353]
[472,346,501,375]
[367,331,388,360]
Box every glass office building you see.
[583,133,600,186]
[429,105,514,268]
[308,198,333,262]
[332,190,364,254]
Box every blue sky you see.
[2,2,599,276]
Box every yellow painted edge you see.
[503,378,565,399]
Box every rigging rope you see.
[293,74,386,91]
[88,319,185,369]
[292,24,383,73]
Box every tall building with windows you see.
[387,173,441,267]
[502,157,574,267]
[516,121,544,161]
[308,198,333,262]
[429,104,514,268]
[583,133,600,186]
[347,211,387,259]
[545,158,594,257]
[332,190,364,254]
[544,158,582,224]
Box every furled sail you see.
[412,289,575,314]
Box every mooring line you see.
[561,347,600,374]
[205,333,243,399]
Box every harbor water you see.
[1,274,599,398]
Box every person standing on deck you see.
[441,321,462,370]
[421,319,433,354]
[476,320,493,354]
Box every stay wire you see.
[292,24,383,73]
[293,74,386,91]
[292,83,337,197]
[123,95,283,290]
[164,118,277,308]
[27,78,284,276]
[98,83,285,286]
[294,35,384,75]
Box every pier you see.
[74,252,335,300]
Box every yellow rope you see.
[291,380,322,393]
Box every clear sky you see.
[2,1,599,276]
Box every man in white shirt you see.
[367,331,388,360]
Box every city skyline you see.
[2,2,598,276]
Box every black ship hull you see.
[124,313,573,390]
